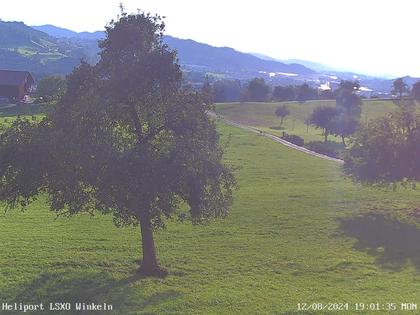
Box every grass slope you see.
[1,122,420,314]
[215,100,397,143]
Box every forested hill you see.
[0,21,57,49]
[162,35,315,75]
[0,21,99,78]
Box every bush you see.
[305,141,344,158]
[281,132,304,146]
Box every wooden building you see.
[0,70,34,101]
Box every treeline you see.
[203,77,333,103]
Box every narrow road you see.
[209,112,344,164]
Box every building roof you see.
[0,70,34,86]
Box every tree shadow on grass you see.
[4,270,182,314]
[339,213,420,271]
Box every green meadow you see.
[0,104,49,127]
[215,99,397,143]
[1,116,420,314]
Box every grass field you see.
[1,119,420,314]
[215,99,397,144]
[0,104,49,127]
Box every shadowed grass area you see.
[1,122,420,314]
[340,213,420,271]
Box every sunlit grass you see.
[0,116,420,314]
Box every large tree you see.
[344,106,419,184]
[0,10,235,277]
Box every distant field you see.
[1,118,420,314]
[215,99,397,143]
[0,104,49,127]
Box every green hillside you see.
[1,118,420,314]
[0,21,57,50]
[0,21,99,78]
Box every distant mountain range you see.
[33,24,316,78]
[163,36,315,76]
[1,21,418,96]
[0,21,317,82]
[32,25,105,41]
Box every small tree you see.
[310,106,339,142]
[0,9,236,277]
[275,105,290,127]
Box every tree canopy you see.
[296,83,318,103]
[344,106,420,184]
[35,75,67,102]
[411,81,420,103]
[272,85,296,102]
[212,79,242,102]
[329,80,362,143]
[245,78,270,102]
[310,106,339,142]
[392,77,409,100]
[335,80,362,116]
[330,113,359,145]
[0,9,236,277]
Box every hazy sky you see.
[2,0,420,77]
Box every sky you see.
[2,0,420,77]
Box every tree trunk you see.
[324,130,328,142]
[341,136,346,146]
[137,213,167,277]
